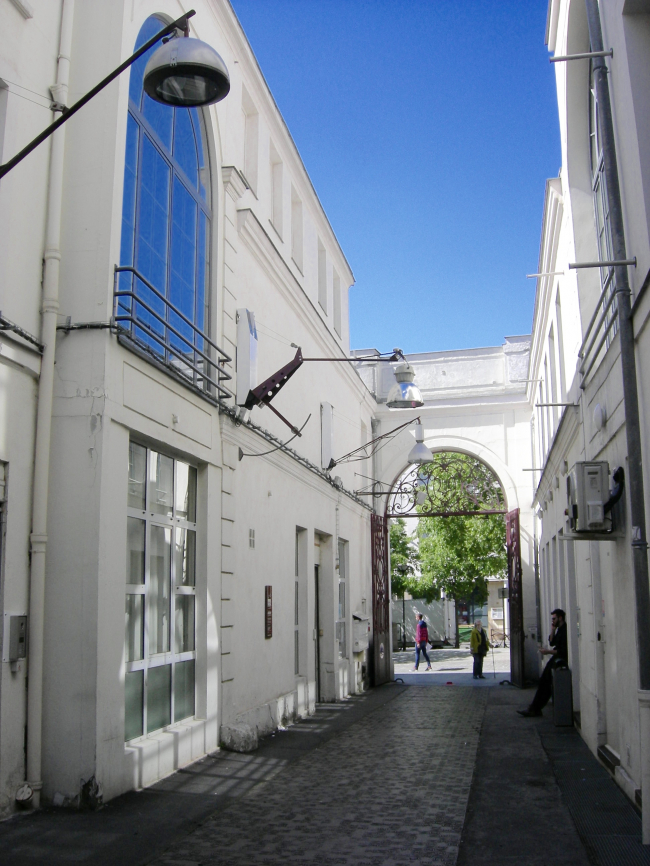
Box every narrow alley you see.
[1,654,647,866]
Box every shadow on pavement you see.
[0,686,405,866]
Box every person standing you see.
[517,609,568,717]
[470,619,490,679]
[413,613,432,671]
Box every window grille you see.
[116,15,231,402]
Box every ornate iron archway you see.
[387,452,506,518]
[370,452,523,687]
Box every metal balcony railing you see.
[113,266,232,402]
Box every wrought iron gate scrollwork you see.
[387,452,506,518]
[371,513,390,685]
[506,508,525,688]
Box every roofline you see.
[221,0,355,283]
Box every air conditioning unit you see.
[566,462,611,532]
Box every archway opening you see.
[386,451,515,684]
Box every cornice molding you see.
[221,165,248,202]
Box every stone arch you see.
[379,433,520,514]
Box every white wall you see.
[0,0,373,813]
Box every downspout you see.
[584,0,650,842]
[26,0,75,808]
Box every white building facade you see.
[531,0,650,828]
[4,0,650,837]
[357,338,540,682]
[0,0,376,815]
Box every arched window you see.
[118,16,213,389]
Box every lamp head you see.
[386,361,424,409]
[407,423,433,464]
[143,35,230,107]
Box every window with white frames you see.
[242,85,259,194]
[333,271,341,337]
[548,326,558,431]
[318,240,327,313]
[270,141,283,237]
[555,296,566,400]
[589,67,617,342]
[291,186,303,272]
[125,441,197,741]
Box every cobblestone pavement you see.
[152,687,488,866]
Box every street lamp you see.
[0,10,230,180]
[143,30,230,106]
[238,346,425,436]
[407,424,433,464]
[328,417,432,471]
[386,361,425,409]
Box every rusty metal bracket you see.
[244,347,304,435]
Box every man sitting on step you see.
[517,608,567,718]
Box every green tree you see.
[416,513,507,605]
[389,517,419,598]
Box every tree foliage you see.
[417,513,506,604]
[389,453,508,604]
[389,517,420,598]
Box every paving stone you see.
[151,688,487,866]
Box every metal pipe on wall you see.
[584,0,650,842]
[26,0,75,809]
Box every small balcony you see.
[113,265,232,404]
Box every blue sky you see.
[229,0,560,354]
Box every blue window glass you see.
[119,15,211,367]
[169,177,197,352]
[173,109,198,190]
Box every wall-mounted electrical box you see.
[566,461,611,533]
[352,613,370,653]
[236,308,258,406]
[3,614,27,664]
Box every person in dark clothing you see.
[470,619,490,679]
[413,613,432,671]
[517,608,568,717]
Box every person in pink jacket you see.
[413,613,432,671]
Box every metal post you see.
[584,0,650,842]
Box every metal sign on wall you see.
[265,585,272,639]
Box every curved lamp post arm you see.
[0,9,195,180]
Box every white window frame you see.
[125,442,198,741]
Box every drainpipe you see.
[584,0,650,842]
[26,0,75,809]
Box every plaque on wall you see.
[265,585,272,638]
